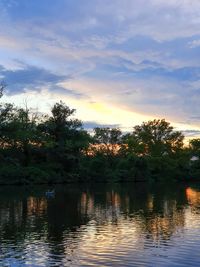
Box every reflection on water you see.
[0,183,200,266]
[186,187,200,207]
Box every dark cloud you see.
[0,65,86,99]
[52,86,86,99]
[0,65,67,94]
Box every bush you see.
[0,165,26,184]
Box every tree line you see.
[0,84,199,184]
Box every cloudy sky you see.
[0,0,200,137]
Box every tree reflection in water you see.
[0,183,199,266]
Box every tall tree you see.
[92,127,122,156]
[41,101,82,149]
[132,119,184,156]
[39,101,90,172]
[189,139,200,155]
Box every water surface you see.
[0,183,200,266]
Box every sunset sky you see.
[1,0,200,137]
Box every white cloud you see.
[0,0,200,136]
[189,39,200,48]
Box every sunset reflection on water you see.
[186,187,200,206]
[0,184,200,266]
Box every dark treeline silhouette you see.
[0,86,199,184]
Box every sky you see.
[0,0,200,137]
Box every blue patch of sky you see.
[84,60,200,81]
[107,35,160,52]
[1,0,78,21]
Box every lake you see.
[0,182,200,266]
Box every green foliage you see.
[0,165,26,184]
[189,160,200,180]
[133,119,184,156]
[189,139,200,156]
[0,86,198,184]
[92,127,122,156]
[40,101,82,148]
[120,133,145,156]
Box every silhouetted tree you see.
[92,127,122,156]
[0,86,196,184]
[133,119,184,156]
[189,139,200,155]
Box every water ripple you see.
[0,184,200,266]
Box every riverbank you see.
[0,160,198,185]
